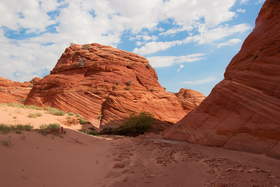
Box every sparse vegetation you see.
[0,125,12,133]
[0,124,33,134]
[0,103,44,110]
[80,128,99,136]
[46,107,65,116]
[100,112,154,136]
[79,118,90,124]
[0,103,67,117]
[67,112,75,116]
[39,123,61,135]
[14,125,33,131]
[27,112,42,118]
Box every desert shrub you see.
[0,125,12,134]
[100,112,154,136]
[1,103,69,117]
[27,113,42,118]
[79,118,90,124]
[14,125,33,131]
[39,123,61,135]
[46,107,65,116]
[116,112,154,136]
[1,103,45,111]
[67,112,75,116]
[99,126,115,135]
[80,128,99,136]
[0,124,33,134]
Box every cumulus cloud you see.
[217,38,241,48]
[134,24,250,55]
[0,0,251,81]
[148,53,204,68]
[182,76,218,85]
[185,24,250,44]
[133,40,182,55]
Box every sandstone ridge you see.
[164,0,280,158]
[0,77,32,104]
[25,43,205,127]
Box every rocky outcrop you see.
[0,77,32,103]
[25,43,204,127]
[164,0,280,158]
[176,88,205,111]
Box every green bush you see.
[39,123,61,135]
[100,126,115,135]
[100,112,154,136]
[67,112,75,116]
[14,125,33,131]
[0,124,33,134]
[0,125,12,134]
[79,118,90,124]
[80,129,99,136]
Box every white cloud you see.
[217,38,241,48]
[148,53,204,68]
[240,0,250,4]
[185,24,250,44]
[133,40,182,55]
[0,0,250,81]
[134,24,250,55]
[177,64,184,72]
[236,8,246,13]
[182,76,218,85]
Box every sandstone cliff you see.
[0,77,32,104]
[25,43,204,127]
[164,0,280,157]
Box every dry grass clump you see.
[27,113,42,118]
[0,124,33,134]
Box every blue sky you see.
[0,0,264,95]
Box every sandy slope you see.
[0,104,83,130]
[0,129,280,187]
[0,104,280,186]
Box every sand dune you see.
[1,129,280,187]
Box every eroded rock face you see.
[0,77,32,104]
[176,88,205,111]
[25,43,204,127]
[164,0,280,157]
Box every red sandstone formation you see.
[164,0,280,158]
[0,77,32,104]
[176,88,205,111]
[25,43,204,127]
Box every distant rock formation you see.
[176,88,205,111]
[164,0,280,158]
[0,77,32,103]
[25,43,205,127]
